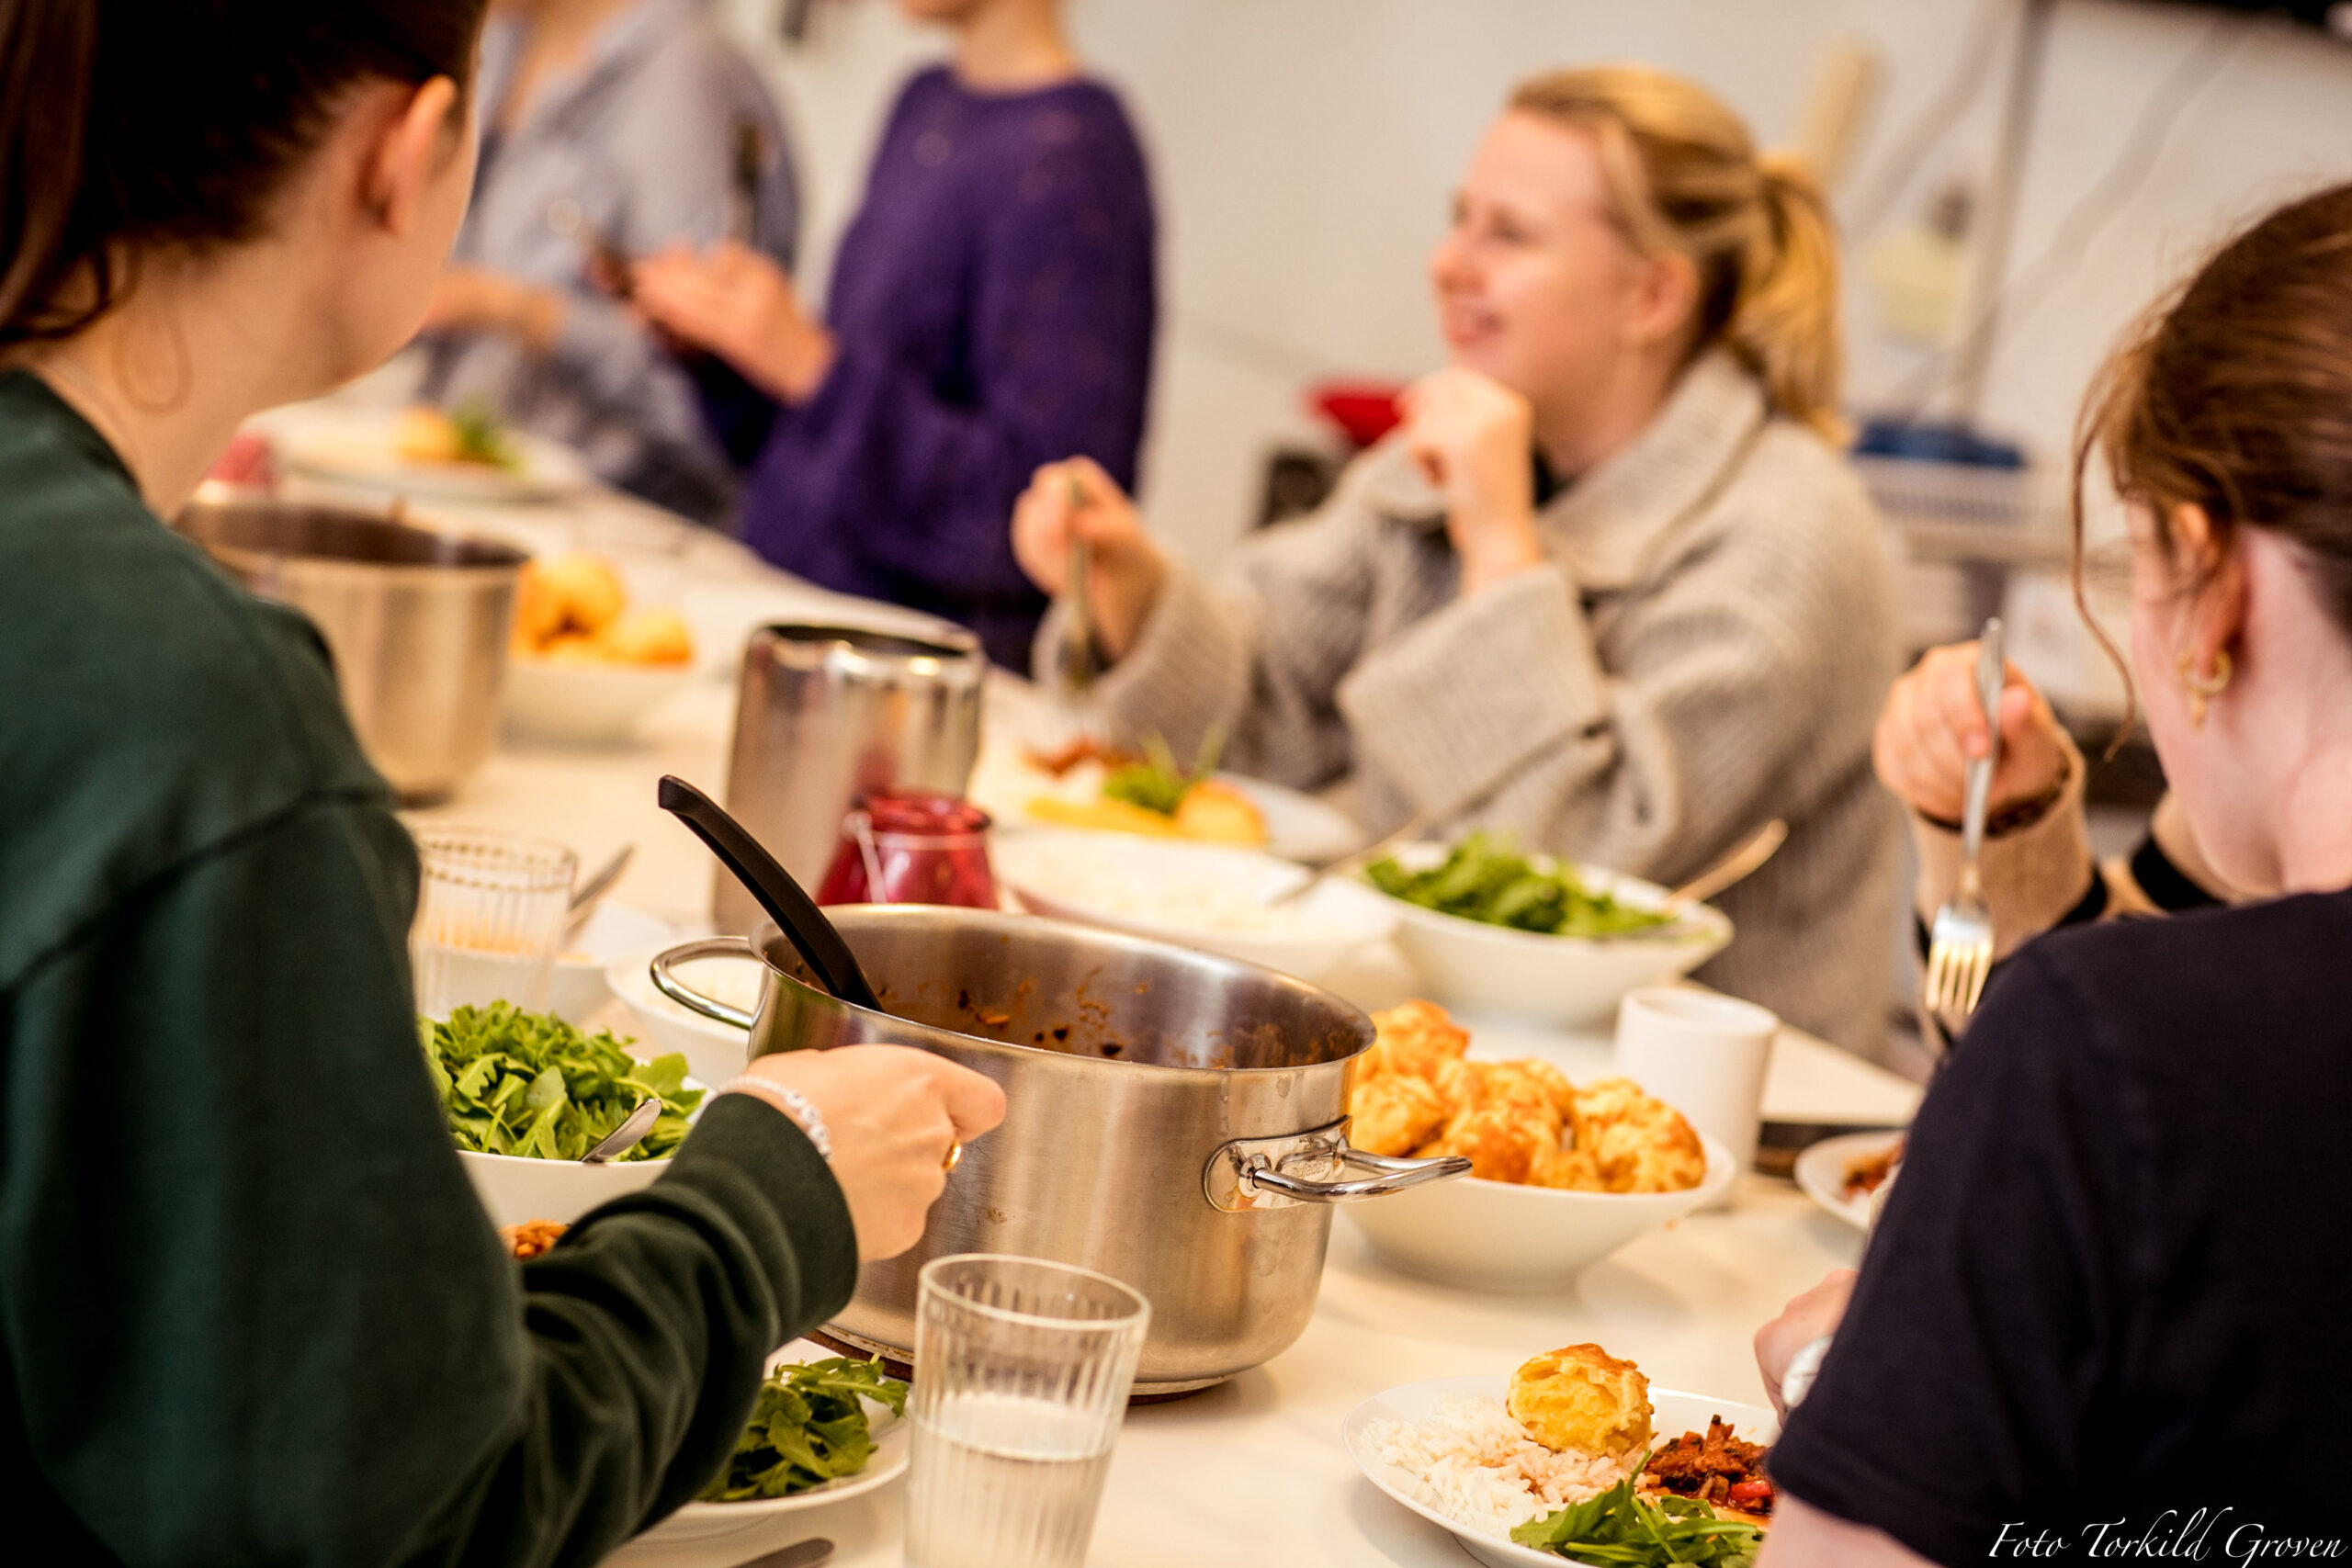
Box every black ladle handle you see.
[657,775,884,1013]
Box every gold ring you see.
[942,1141,965,1175]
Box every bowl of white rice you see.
[993,829,1396,983]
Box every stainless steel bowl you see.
[175,491,526,803]
[650,905,1468,1393]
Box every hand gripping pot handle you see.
[1203,1120,1471,1213]
[649,935,761,1031]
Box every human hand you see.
[420,266,565,352]
[737,1045,1006,1260]
[1755,1268,1856,1419]
[1873,641,2069,825]
[1010,455,1167,660]
[1399,366,1540,596]
[632,241,835,402]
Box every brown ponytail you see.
[0,0,490,348]
[2070,183,2352,716]
[1509,65,1848,443]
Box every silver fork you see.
[1922,618,2006,1029]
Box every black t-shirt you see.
[1772,889,2352,1562]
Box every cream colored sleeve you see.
[1907,731,2098,959]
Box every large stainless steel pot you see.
[715,624,985,935]
[651,906,1468,1393]
[175,490,526,804]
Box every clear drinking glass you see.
[904,1255,1151,1568]
[410,828,577,1019]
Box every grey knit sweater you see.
[1038,352,1899,1052]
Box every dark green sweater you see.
[0,372,858,1566]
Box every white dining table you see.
[270,433,1919,1568]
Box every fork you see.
[1057,476,1100,694]
[1922,618,2006,1030]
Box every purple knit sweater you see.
[736,66,1157,671]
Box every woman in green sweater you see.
[0,5,1002,1565]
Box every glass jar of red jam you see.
[815,790,999,908]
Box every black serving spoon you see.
[657,775,885,1013]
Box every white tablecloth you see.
[272,446,1917,1566]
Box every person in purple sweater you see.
[635,0,1157,671]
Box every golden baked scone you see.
[1508,1343,1654,1458]
[1528,1141,1606,1191]
[1170,779,1268,844]
[1351,1073,1448,1157]
[1363,1000,1471,1084]
[1428,1104,1552,1184]
[1573,1077,1708,1194]
[595,605,695,666]
[535,552,627,636]
[1340,1001,1704,1195]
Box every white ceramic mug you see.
[1612,987,1778,1200]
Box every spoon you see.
[1659,818,1789,917]
[564,842,635,941]
[656,775,885,1012]
[581,1097,662,1164]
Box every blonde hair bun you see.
[1510,65,1847,442]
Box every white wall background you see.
[716,0,2352,571]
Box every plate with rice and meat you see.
[1343,1343,1776,1565]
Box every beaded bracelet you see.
[718,1076,834,1163]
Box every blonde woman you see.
[1012,67,1896,1052]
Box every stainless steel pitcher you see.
[714,623,985,934]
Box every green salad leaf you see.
[1364,832,1675,939]
[422,1003,700,1162]
[699,1357,910,1501]
[1101,728,1226,817]
[1510,1464,1764,1564]
[447,400,522,469]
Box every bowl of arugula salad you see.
[423,1002,707,1227]
[1365,836,1731,1026]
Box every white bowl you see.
[606,941,761,1088]
[457,1075,707,1228]
[503,656,695,744]
[1341,1134,1736,1292]
[994,829,1396,982]
[606,1337,909,1568]
[1373,846,1731,1026]
[549,902,675,1023]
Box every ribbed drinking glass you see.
[904,1255,1151,1568]
[410,828,576,1019]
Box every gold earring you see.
[2176,647,2233,728]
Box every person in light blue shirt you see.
[416,0,797,524]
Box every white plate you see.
[280,411,594,502]
[606,1338,909,1567]
[993,829,1395,982]
[970,740,1363,864]
[1793,1130,1903,1232]
[1342,1373,1777,1567]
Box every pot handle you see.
[649,936,761,1030]
[1203,1121,1471,1212]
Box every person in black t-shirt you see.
[1750,185,2352,1563]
